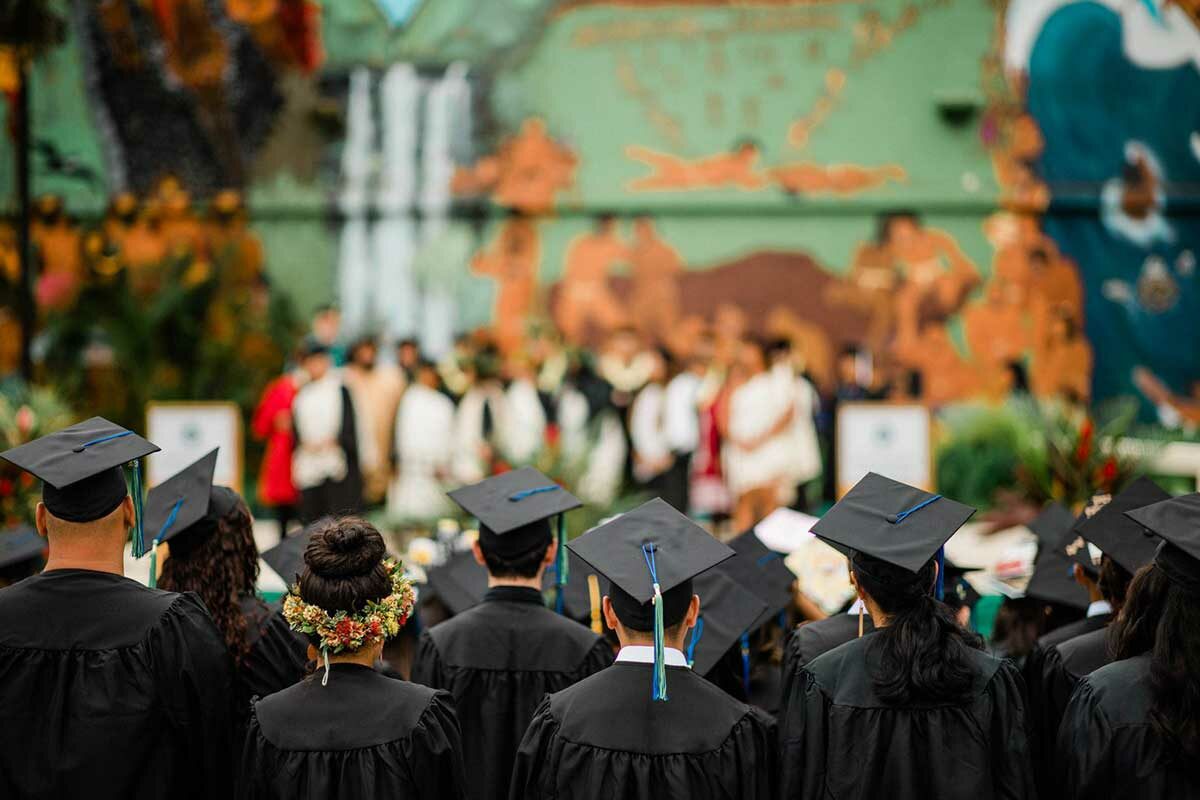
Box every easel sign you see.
[835,402,933,497]
[145,402,243,492]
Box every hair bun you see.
[304,518,386,579]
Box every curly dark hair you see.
[298,516,391,619]
[158,491,259,666]
[1111,562,1200,763]
[851,551,984,706]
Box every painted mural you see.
[2,0,1199,422]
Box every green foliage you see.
[0,381,75,525]
[936,397,1147,511]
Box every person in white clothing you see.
[629,350,673,492]
[387,360,456,522]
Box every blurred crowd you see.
[253,306,865,534]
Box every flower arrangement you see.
[0,384,76,526]
[282,558,416,654]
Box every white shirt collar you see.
[1087,599,1113,618]
[615,645,690,668]
[846,598,866,615]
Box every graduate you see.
[1057,492,1200,798]
[1030,478,1167,797]
[387,358,457,521]
[0,418,234,798]
[412,468,613,800]
[240,516,467,799]
[779,473,1035,800]
[510,498,779,800]
[145,450,308,713]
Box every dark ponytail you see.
[299,517,391,617]
[1111,562,1200,762]
[851,551,983,705]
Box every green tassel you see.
[652,584,667,701]
[130,460,145,558]
[148,546,157,589]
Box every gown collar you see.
[483,585,545,606]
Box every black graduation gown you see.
[1057,655,1200,799]
[1033,625,1113,798]
[510,662,779,800]
[0,569,234,799]
[239,663,468,799]
[1024,612,1110,795]
[779,635,1035,800]
[411,586,614,800]
[783,613,877,674]
[236,595,309,709]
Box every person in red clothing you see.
[252,361,306,538]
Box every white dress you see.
[722,371,794,495]
[387,384,456,521]
[501,378,547,466]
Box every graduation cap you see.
[1072,477,1170,574]
[941,559,983,610]
[448,467,582,615]
[568,498,734,701]
[1125,492,1200,594]
[142,450,238,587]
[1027,503,1077,550]
[810,473,976,599]
[261,529,314,589]
[717,529,795,632]
[0,526,45,573]
[686,569,767,678]
[0,417,159,555]
[1024,546,1090,611]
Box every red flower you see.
[1096,457,1119,489]
[335,618,354,641]
[0,478,12,498]
[1075,419,1094,464]
[19,473,33,488]
[369,620,381,636]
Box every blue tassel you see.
[130,460,146,558]
[740,632,751,698]
[685,616,704,668]
[642,543,668,701]
[888,494,942,524]
[555,514,568,615]
[148,547,158,589]
[148,497,183,589]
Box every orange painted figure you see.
[555,216,628,344]
[991,114,1051,212]
[769,162,905,196]
[963,278,1029,370]
[625,141,767,192]
[1031,309,1093,403]
[453,119,576,214]
[879,212,981,355]
[472,216,542,355]
[627,216,684,345]
[823,241,899,351]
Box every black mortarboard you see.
[1027,503,1077,550]
[941,558,982,609]
[568,498,734,700]
[811,473,976,574]
[424,550,488,616]
[1125,492,1200,593]
[1073,477,1170,574]
[686,569,767,676]
[261,530,313,589]
[717,529,795,631]
[0,526,44,571]
[143,450,219,551]
[0,416,158,526]
[448,467,580,542]
[1024,546,1090,610]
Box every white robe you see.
[387,384,456,521]
[292,374,349,491]
[501,378,547,466]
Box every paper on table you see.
[754,507,819,554]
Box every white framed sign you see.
[145,402,243,491]
[835,401,933,496]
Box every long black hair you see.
[851,551,984,705]
[1111,562,1200,762]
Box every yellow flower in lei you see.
[282,558,416,654]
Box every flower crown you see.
[282,558,416,654]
